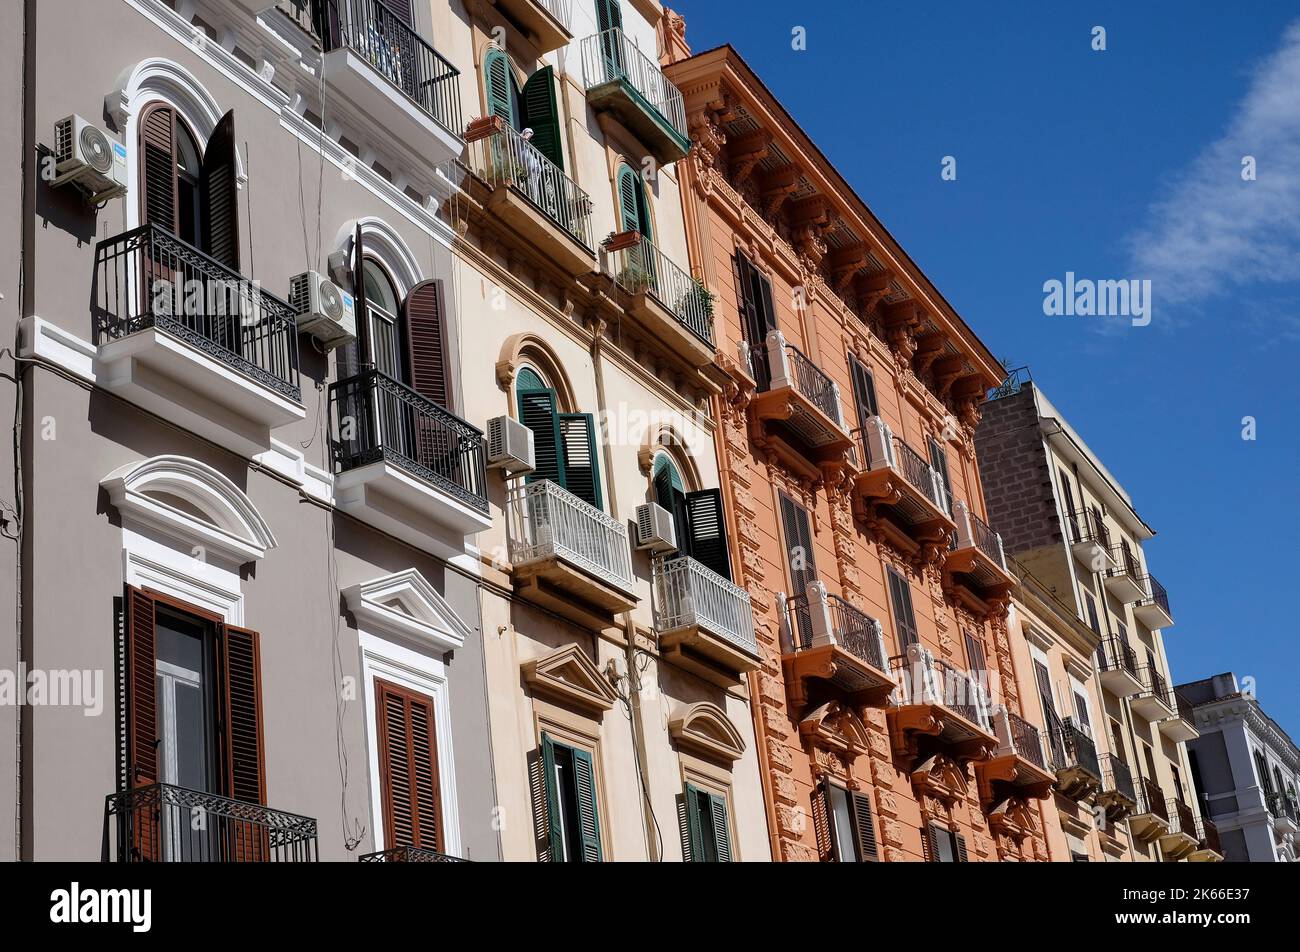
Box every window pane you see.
[935,828,956,862]
[830,786,857,862]
[174,680,206,791]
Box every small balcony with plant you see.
[579,27,691,165]
[465,115,596,277]
[602,230,716,368]
[780,581,894,710]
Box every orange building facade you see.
[664,36,1055,862]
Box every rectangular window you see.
[848,353,879,432]
[539,734,601,862]
[735,252,776,385]
[681,784,732,862]
[1059,472,1078,542]
[927,822,967,862]
[927,437,953,515]
[887,566,920,648]
[1083,591,1101,635]
[823,783,879,862]
[778,492,817,597]
[375,678,443,852]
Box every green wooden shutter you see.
[709,793,732,862]
[573,747,602,862]
[685,488,732,581]
[559,413,602,510]
[518,388,564,486]
[617,164,643,236]
[539,734,563,861]
[520,66,563,171]
[596,0,624,80]
[681,784,705,861]
[653,456,688,550]
[484,48,517,127]
[200,110,240,270]
[849,790,879,861]
[596,0,622,33]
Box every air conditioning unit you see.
[635,502,677,554]
[52,115,128,202]
[288,271,356,348]
[486,416,535,475]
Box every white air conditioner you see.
[289,271,356,348]
[635,502,678,554]
[52,115,128,202]
[486,416,535,475]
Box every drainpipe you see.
[589,317,660,861]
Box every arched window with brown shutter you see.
[138,102,178,234]
[200,110,241,271]
[403,279,449,408]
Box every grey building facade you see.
[1180,673,1299,863]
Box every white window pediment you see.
[101,455,276,565]
[342,569,469,653]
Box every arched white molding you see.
[669,701,747,764]
[334,217,425,297]
[341,568,470,654]
[108,57,249,231]
[101,454,276,566]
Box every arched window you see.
[484,47,519,128]
[363,258,403,380]
[138,102,240,268]
[514,364,603,510]
[616,163,651,240]
[650,452,731,580]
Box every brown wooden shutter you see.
[200,110,240,271]
[956,832,969,862]
[220,625,266,806]
[376,679,444,852]
[125,586,159,788]
[850,790,880,861]
[139,103,178,233]
[403,279,449,408]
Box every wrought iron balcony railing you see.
[1069,507,1111,550]
[467,121,594,250]
[93,223,301,401]
[1167,798,1197,838]
[329,368,489,513]
[654,556,756,656]
[1050,717,1101,779]
[894,438,947,511]
[891,647,994,734]
[1097,636,1139,679]
[605,233,714,345]
[950,502,1006,568]
[103,783,318,862]
[1267,791,1299,823]
[1196,816,1222,856]
[1137,574,1171,618]
[579,27,688,140]
[1004,709,1048,771]
[358,846,468,861]
[1102,753,1136,803]
[1136,777,1169,822]
[1171,690,1195,724]
[1140,665,1169,701]
[320,0,463,138]
[507,480,634,593]
[785,587,888,673]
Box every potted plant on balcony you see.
[676,277,714,320]
[617,264,655,293]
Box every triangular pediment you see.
[522,644,617,714]
[342,569,470,653]
[670,702,746,763]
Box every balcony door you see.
[653,455,732,581]
[734,252,776,388]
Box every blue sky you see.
[672,1,1300,735]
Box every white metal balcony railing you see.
[507,480,634,593]
[578,28,688,141]
[858,416,948,513]
[466,121,595,250]
[892,644,994,733]
[654,557,756,656]
[532,0,572,28]
[605,233,715,345]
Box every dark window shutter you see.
[125,586,158,789]
[518,388,564,486]
[220,624,265,806]
[754,267,776,333]
[1059,474,1078,541]
[927,437,953,514]
[849,354,879,430]
[376,679,443,852]
[925,822,942,862]
[535,735,560,861]
[385,0,413,26]
[678,790,698,862]
[653,457,688,549]
[139,103,177,233]
[617,164,643,236]
[779,493,817,598]
[887,566,919,648]
[955,832,969,863]
[685,488,732,580]
[200,110,240,270]
[733,253,758,342]
[850,790,879,861]
[403,279,449,407]
[559,413,603,510]
[964,630,987,679]
[484,48,517,126]
[596,0,623,35]
[573,747,602,862]
[520,66,563,170]
[709,792,732,862]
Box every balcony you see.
[1159,798,1201,859]
[102,783,318,862]
[1067,508,1116,571]
[329,369,491,546]
[977,708,1056,805]
[604,231,715,368]
[748,331,853,468]
[654,556,758,687]
[944,501,1016,600]
[1103,546,1147,603]
[1190,817,1224,862]
[1129,777,1170,842]
[1267,792,1299,835]
[579,28,690,165]
[1133,574,1173,629]
[466,117,595,276]
[93,224,304,458]
[1047,718,1102,802]
[855,418,956,553]
[507,479,636,629]
[1097,754,1138,823]
[780,582,894,709]
[1159,690,1199,742]
[1096,636,1143,697]
[1131,666,1175,722]
[319,0,464,165]
[488,0,572,54]
[359,846,468,862]
[888,645,997,762]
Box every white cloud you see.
[1128,19,1300,306]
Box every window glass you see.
[828,786,857,862]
